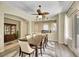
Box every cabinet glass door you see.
[4,25,10,35]
[11,26,16,34]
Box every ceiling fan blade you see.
[43,12,49,15]
[32,5,49,16]
[32,14,38,15]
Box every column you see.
[58,13,65,44]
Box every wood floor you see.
[0,40,76,57]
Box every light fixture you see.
[35,15,42,21]
[38,15,42,18]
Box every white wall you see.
[0,12,4,50]
[58,13,65,44]
[76,18,79,48]
[66,2,79,56]
[64,15,70,44]
[48,33,57,41]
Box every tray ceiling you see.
[1,1,73,19]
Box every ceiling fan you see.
[32,5,49,15]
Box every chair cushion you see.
[18,37,27,41]
[26,35,32,40]
[18,40,35,54]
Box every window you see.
[51,23,57,32]
[43,23,49,30]
[42,23,49,33]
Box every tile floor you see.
[0,40,76,57]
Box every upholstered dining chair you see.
[40,34,48,52]
[30,34,44,56]
[41,34,47,51]
[18,40,35,57]
[43,34,48,48]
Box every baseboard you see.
[68,46,78,57]
[58,42,64,44]
[4,40,18,46]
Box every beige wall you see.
[28,21,35,34]
[0,13,28,50]
[33,21,56,33]
[0,3,34,37]
[0,2,30,51]
[0,12,4,50]
[33,20,58,41]
[20,21,28,38]
[0,2,33,21]
[4,18,20,31]
[34,22,43,33]
[4,14,28,38]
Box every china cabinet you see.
[4,23,16,42]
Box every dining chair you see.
[37,34,47,56]
[41,34,47,51]
[18,40,35,57]
[32,34,44,56]
[44,34,48,47]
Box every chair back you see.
[42,34,46,42]
[18,40,33,53]
[31,34,43,46]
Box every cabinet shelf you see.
[4,23,16,42]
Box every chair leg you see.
[19,51,21,56]
[19,48,21,56]
[21,52,23,57]
[43,45,45,51]
[29,54,30,57]
[32,51,34,57]
[40,48,42,56]
[45,40,48,47]
[45,43,47,47]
